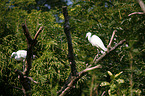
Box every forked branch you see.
[15,21,43,96]
[128,0,145,16]
[137,0,145,13]
[59,39,126,96]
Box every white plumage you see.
[10,50,27,61]
[86,32,107,52]
[10,50,35,71]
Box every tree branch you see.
[107,30,116,49]
[82,65,102,72]
[128,0,145,16]
[33,26,44,46]
[15,69,31,96]
[15,21,43,96]
[34,26,43,40]
[95,39,126,64]
[22,24,32,43]
[25,76,38,84]
[59,5,126,96]
[62,6,77,76]
[128,12,144,16]
[137,0,145,13]
[22,23,33,76]
[58,39,126,95]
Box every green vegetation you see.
[0,0,144,95]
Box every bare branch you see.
[93,54,99,63]
[84,39,126,72]
[34,26,44,40]
[15,21,43,96]
[92,30,116,65]
[83,65,102,72]
[12,86,23,91]
[58,39,126,95]
[59,64,101,96]
[27,77,38,84]
[58,6,78,95]
[109,39,126,51]
[62,6,77,76]
[95,39,126,64]
[21,23,32,76]
[22,25,43,76]
[32,26,44,46]
[128,12,144,16]
[22,24,32,43]
[23,46,33,76]
[137,0,145,13]
[101,91,106,96]
[15,69,31,96]
[128,0,145,16]
[107,30,116,49]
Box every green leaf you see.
[132,89,141,96]
[114,71,123,78]
[100,82,110,86]
[107,71,113,77]
[116,79,124,84]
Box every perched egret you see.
[10,50,35,70]
[10,50,27,61]
[86,32,107,52]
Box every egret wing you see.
[91,35,107,51]
[17,50,27,59]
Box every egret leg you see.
[93,55,98,62]
[101,50,105,54]
[93,49,99,62]
[23,59,25,71]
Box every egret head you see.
[86,32,92,38]
[10,52,16,59]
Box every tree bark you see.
[15,22,43,96]
[62,6,77,76]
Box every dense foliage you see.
[0,0,144,95]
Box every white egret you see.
[86,32,107,52]
[10,50,35,70]
[10,50,27,61]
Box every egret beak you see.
[86,35,88,38]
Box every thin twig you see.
[92,30,116,65]
[95,39,126,64]
[34,26,44,40]
[101,91,106,96]
[128,12,144,16]
[15,21,42,96]
[27,77,38,84]
[137,0,145,13]
[12,86,23,91]
[93,54,99,63]
[82,65,102,72]
[59,39,126,95]
[107,30,117,49]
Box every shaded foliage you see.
[0,0,144,95]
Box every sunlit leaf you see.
[100,82,110,86]
[116,79,124,84]
[114,71,123,78]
